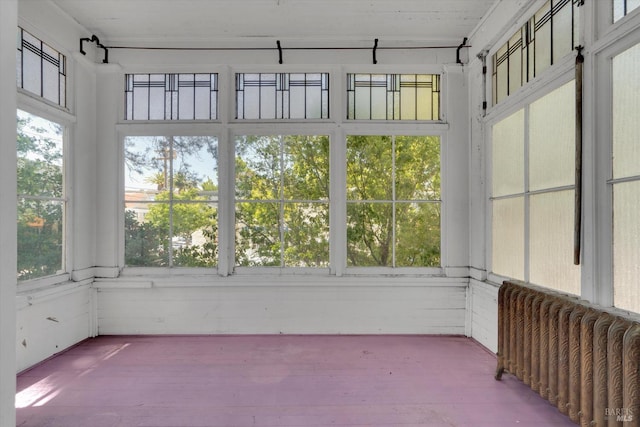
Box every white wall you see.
[0,1,18,424]
[465,0,532,349]
[468,280,498,352]
[16,284,94,372]
[97,278,468,335]
[90,37,474,335]
[14,1,98,374]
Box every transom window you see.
[124,136,219,267]
[124,74,218,121]
[17,110,66,280]
[492,0,582,105]
[235,73,329,119]
[614,0,640,22]
[16,27,66,108]
[346,135,441,267]
[347,74,440,120]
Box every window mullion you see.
[279,135,286,267]
[391,135,397,267]
[168,136,175,267]
[524,104,531,283]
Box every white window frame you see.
[15,23,74,290]
[485,69,577,288]
[118,65,451,278]
[592,21,640,310]
[16,98,75,290]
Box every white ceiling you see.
[50,0,497,47]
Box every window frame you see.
[485,69,578,290]
[118,66,450,277]
[16,101,74,289]
[15,23,74,288]
[16,25,70,113]
[343,133,443,271]
[118,123,226,276]
[593,27,640,312]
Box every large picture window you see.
[17,110,66,280]
[121,70,446,274]
[124,136,219,267]
[346,135,441,267]
[235,135,330,267]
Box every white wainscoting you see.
[95,277,468,335]
[469,279,499,353]
[16,283,94,372]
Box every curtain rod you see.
[82,36,471,64]
[105,45,470,51]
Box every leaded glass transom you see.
[614,0,640,22]
[16,27,67,108]
[235,73,329,120]
[346,74,440,121]
[492,0,582,105]
[125,74,218,121]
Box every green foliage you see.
[346,135,441,267]
[16,112,65,280]
[124,136,219,267]
[123,133,440,269]
[124,209,167,267]
[235,135,330,267]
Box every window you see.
[347,74,440,120]
[492,0,582,105]
[235,135,330,267]
[491,81,580,294]
[124,136,219,267]
[235,73,329,119]
[612,42,640,313]
[614,0,640,22]
[17,110,66,280]
[122,70,446,273]
[124,74,218,120]
[16,27,67,108]
[346,135,441,267]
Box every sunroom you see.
[1,1,639,425]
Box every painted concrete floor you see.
[16,335,576,427]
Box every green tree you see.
[16,112,64,280]
[346,135,441,267]
[124,136,219,267]
[235,135,330,267]
[124,133,440,269]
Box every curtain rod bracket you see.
[80,34,109,63]
[373,38,379,64]
[276,40,283,64]
[456,37,468,65]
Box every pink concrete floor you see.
[16,335,576,427]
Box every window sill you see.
[98,269,467,289]
[17,276,93,310]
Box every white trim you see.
[95,274,468,288]
[16,279,91,307]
